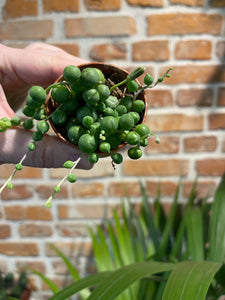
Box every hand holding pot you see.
[0,43,91,169]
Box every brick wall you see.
[0,0,225,298]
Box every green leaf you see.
[185,207,204,261]
[87,261,174,300]
[140,182,159,251]
[209,173,225,262]
[30,268,59,294]
[50,244,91,299]
[89,226,114,271]
[48,271,112,300]
[157,183,180,260]
[162,261,222,300]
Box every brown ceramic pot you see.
[46,62,148,151]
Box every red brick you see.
[0,20,53,40]
[184,136,217,153]
[209,113,225,130]
[50,160,114,178]
[0,225,11,239]
[146,181,178,196]
[147,13,222,36]
[216,41,225,60]
[58,204,116,219]
[43,0,79,12]
[145,89,173,107]
[5,206,52,220]
[210,0,225,7]
[0,165,42,179]
[145,136,179,154]
[3,0,38,19]
[35,184,68,199]
[16,261,46,274]
[127,0,163,6]
[146,113,204,132]
[108,181,141,197]
[0,242,38,256]
[84,0,121,10]
[4,206,26,220]
[218,87,225,106]
[90,43,126,61]
[132,40,169,61]
[196,159,225,176]
[27,207,53,220]
[176,88,213,106]
[1,185,33,200]
[175,40,211,60]
[52,43,79,56]
[46,242,92,257]
[183,180,217,198]
[19,223,53,237]
[71,182,104,198]
[171,0,204,5]
[123,159,189,176]
[161,65,225,84]
[57,223,89,237]
[65,16,136,37]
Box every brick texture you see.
[146,136,179,154]
[171,0,204,5]
[147,14,223,36]
[218,88,225,106]
[175,40,212,60]
[0,225,11,239]
[84,0,121,10]
[43,0,79,12]
[132,40,169,61]
[3,0,38,19]
[0,243,38,256]
[122,159,189,176]
[65,16,137,37]
[184,136,217,153]
[146,113,204,132]
[90,43,126,61]
[196,159,225,176]
[210,0,225,7]
[0,20,53,40]
[19,223,53,237]
[209,113,225,130]
[127,0,163,6]
[176,88,213,106]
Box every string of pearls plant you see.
[0,64,172,208]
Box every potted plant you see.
[0,271,31,300]
[0,63,171,206]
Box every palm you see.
[0,43,87,111]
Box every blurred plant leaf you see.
[88,261,174,300]
[50,244,91,299]
[162,261,221,300]
[185,207,204,261]
[209,173,225,262]
[48,271,112,300]
[30,268,59,294]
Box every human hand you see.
[0,43,92,169]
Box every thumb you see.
[0,128,92,169]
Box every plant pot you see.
[46,62,148,152]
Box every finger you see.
[0,128,92,169]
[0,85,15,118]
